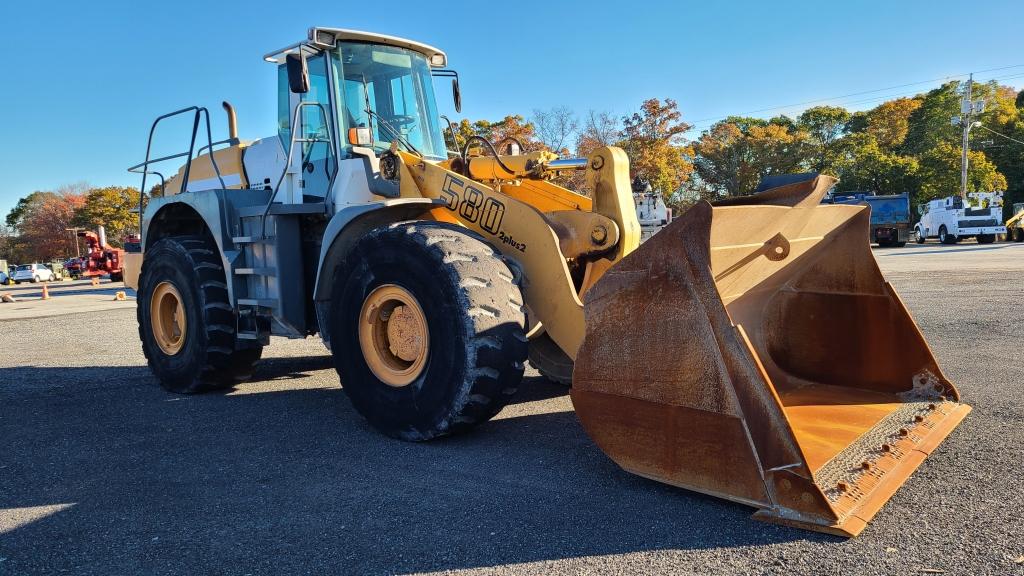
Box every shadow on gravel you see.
[0,358,817,574]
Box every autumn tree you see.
[832,133,919,194]
[903,81,962,156]
[10,185,87,261]
[979,105,1024,220]
[452,115,543,155]
[5,191,44,231]
[73,186,142,246]
[916,141,1007,202]
[692,116,810,197]
[617,98,693,198]
[797,105,850,172]
[862,97,923,150]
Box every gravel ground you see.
[0,241,1022,575]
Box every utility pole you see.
[64,227,84,257]
[951,73,985,198]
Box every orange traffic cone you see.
[41,283,50,300]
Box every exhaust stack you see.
[222,101,238,141]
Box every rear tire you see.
[939,225,957,245]
[976,234,995,244]
[1015,229,1024,242]
[138,235,263,394]
[330,221,527,440]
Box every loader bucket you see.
[571,174,970,537]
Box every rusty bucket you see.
[571,174,970,536]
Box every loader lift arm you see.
[393,145,640,360]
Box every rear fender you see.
[141,190,270,303]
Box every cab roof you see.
[264,27,447,67]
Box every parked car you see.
[63,257,83,279]
[0,270,7,285]
[12,263,55,283]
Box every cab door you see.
[277,53,338,203]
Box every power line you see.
[683,66,1024,133]
[977,124,1024,146]
[686,74,965,124]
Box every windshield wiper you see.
[356,74,421,157]
[366,108,422,157]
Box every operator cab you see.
[264,28,457,202]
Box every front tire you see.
[529,333,573,386]
[1015,229,1024,242]
[138,236,263,393]
[915,228,926,244]
[330,221,527,440]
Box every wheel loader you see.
[125,27,969,537]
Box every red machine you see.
[78,226,125,282]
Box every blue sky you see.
[2,0,1022,216]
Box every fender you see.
[139,189,272,301]
[313,198,445,346]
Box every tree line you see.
[3,78,1020,263]
[1,185,140,263]
[459,79,1022,216]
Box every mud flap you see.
[571,174,970,537]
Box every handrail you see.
[127,106,226,233]
[259,101,337,238]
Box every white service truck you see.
[914,192,1005,244]
[631,177,672,241]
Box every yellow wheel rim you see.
[151,281,187,355]
[358,284,429,387]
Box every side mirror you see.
[452,78,462,113]
[286,53,309,94]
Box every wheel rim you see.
[151,281,187,355]
[358,284,429,388]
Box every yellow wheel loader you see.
[1007,202,1024,242]
[125,27,969,536]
